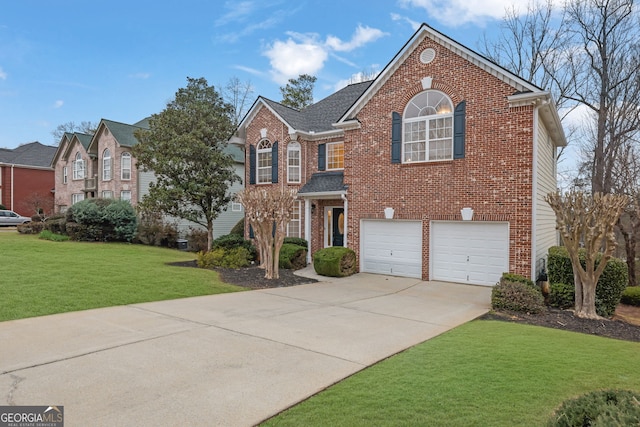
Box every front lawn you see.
[263,320,640,426]
[0,232,243,321]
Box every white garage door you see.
[361,220,422,279]
[431,222,509,286]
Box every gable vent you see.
[420,48,436,64]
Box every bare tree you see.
[563,0,640,194]
[236,187,297,279]
[546,191,628,318]
[20,191,54,219]
[51,121,98,143]
[222,77,254,127]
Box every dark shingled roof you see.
[298,171,347,195]
[102,119,149,148]
[0,142,56,168]
[261,80,373,133]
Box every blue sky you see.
[0,0,542,149]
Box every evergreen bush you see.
[547,246,628,317]
[197,247,250,269]
[279,243,307,270]
[548,282,575,309]
[491,274,545,314]
[621,287,640,307]
[313,247,357,277]
[283,237,308,248]
[547,389,640,426]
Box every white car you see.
[0,210,31,226]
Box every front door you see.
[325,207,345,247]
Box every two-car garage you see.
[360,220,509,286]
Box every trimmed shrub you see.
[491,275,545,314]
[68,198,137,242]
[135,214,179,248]
[313,247,357,277]
[547,389,640,427]
[547,246,628,317]
[17,222,44,234]
[212,234,257,261]
[38,230,69,242]
[279,243,307,270]
[501,272,535,288]
[621,287,640,307]
[229,218,244,236]
[197,247,250,269]
[43,213,67,234]
[283,237,308,248]
[548,282,575,309]
[186,228,208,252]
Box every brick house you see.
[0,142,56,216]
[52,118,245,238]
[233,24,566,285]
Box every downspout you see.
[341,193,348,247]
[11,164,15,210]
[305,198,312,264]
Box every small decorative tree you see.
[236,187,297,279]
[545,191,629,319]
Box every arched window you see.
[121,152,132,180]
[257,139,273,184]
[403,90,453,162]
[287,141,301,183]
[102,148,111,181]
[73,152,85,180]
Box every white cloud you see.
[399,0,559,26]
[325,25,387,52]
[53,100,64,109]
[0,67,7,80]
[391,13,421,31]
[214,1,255,26]
[263,25,387,84]
[130,72,150,79]
[264,36,328,84]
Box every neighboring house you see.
[233,24,567,285]
[0,142,56,216]
[51,118,244,238]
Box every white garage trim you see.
[430,221,509,286]
[361,220,422,279]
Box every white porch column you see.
[341,193,348,247]
[305,198,312,264]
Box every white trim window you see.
[121,152,131,180]
[231,201,242,212]
[287,201,301,238]
[257,139,272,184]
[403,90,453,163]
[327,142,344,170]
[287,141,301,183]
[102,190,113,199]
[102,148,112,181]
[73,152,85,180]
[62,166,68,184]
[71,193,84,205]
[120,190,132,202]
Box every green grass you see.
[263,320,640,427]
[0,232,244,321]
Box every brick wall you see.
[344,38,535,279]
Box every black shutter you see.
[249,224,254,239]
[272,141,278,183]
[391,112,402,163]
[249,144,256,184]
[453,101,466,159]
[318,143,326,171]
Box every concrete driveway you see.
[0,270,491,426]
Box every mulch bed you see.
[480,308,640,343]
[169,261,318,289]
[170,260,640,342]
